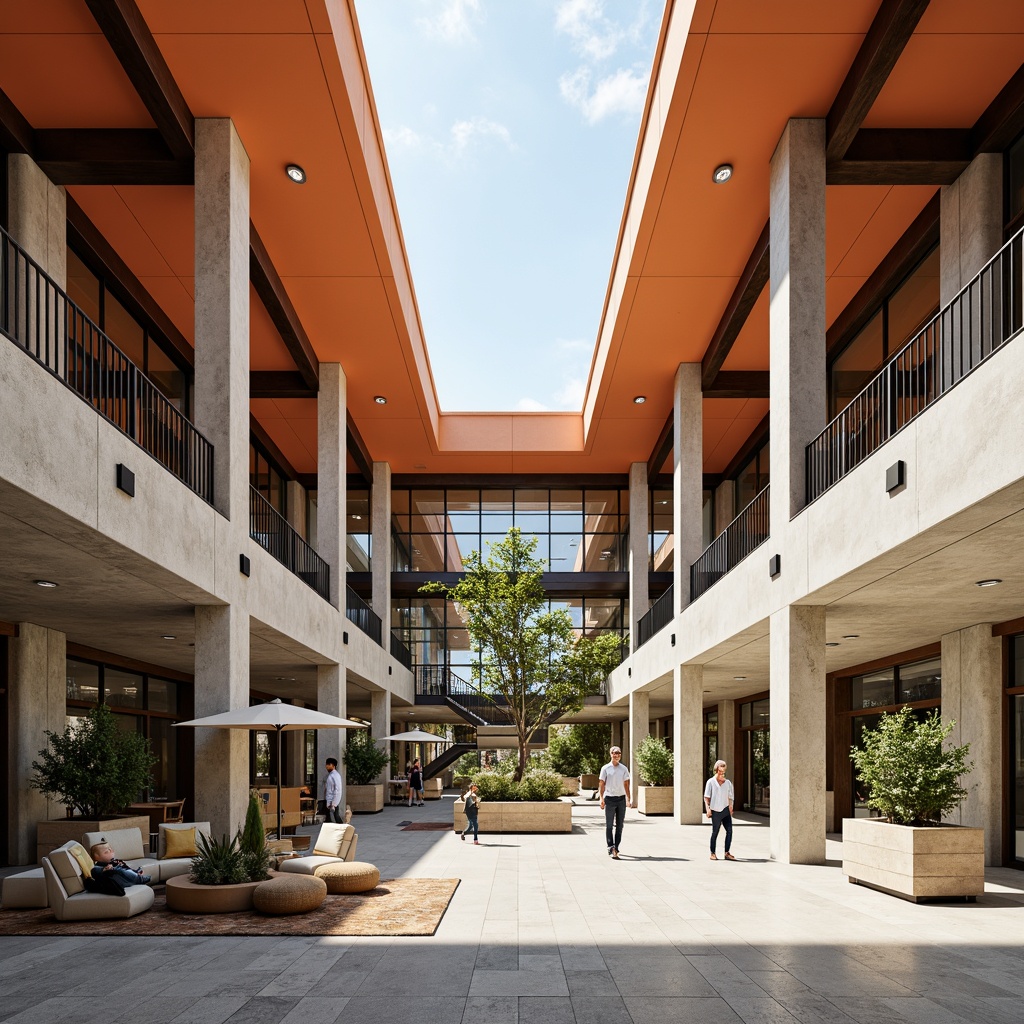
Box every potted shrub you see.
[30,703,155,861]
[635,735,674,816]
[453,768,572,834]
[843,707,980,902]
[344,731,391,813]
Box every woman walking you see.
[462,782,481,844]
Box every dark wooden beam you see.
[701,220,769,390]
[35,128,192,185]
[972,61,1024,154]
[249,224,319,392]
[0,86,34,154]
[84,0,194,160]
[347,413,373,484]
[646,412,674,479]
[250,371,315,399]
[826,0,931,163]
[827,128,971,185]
[703,371,770,399]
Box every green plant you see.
[454,750,482,776]
[238,791,271,882]
[635,735,674,786]
[30,703,156,818]
[189,832,248,886]
[517,770,564,801]
[849,707,973,826]
[472,771,519,801]
[344,731,391,786]
[547,724,612,776]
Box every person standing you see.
[461,782,481,844]
[408,758,424,806]
[599,745,631,859]
[323,757,343,824]
[704,759,736,860]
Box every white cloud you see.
[382,125,425,150]
[555,376,586,408]
[555,0,620,61]
[559,66,647,124]
[383,117,515,163]
[451,116,515,153]
[417,0,481,44]
[515,397,549,412]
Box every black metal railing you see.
[390,632,412,670]
[690,485,770,600]
[346,584,382,644]
[250,487,330,600]
[807,224,1024,502]
[414,664,480,699]
[636,584,674,649]
[0,225,214,503]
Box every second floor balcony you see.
[250,486,329,600]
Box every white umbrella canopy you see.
[380,729,451,743]
[175,699,366,837]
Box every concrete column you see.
[672,364,703,614]
[7,154,66,287]
[769,118,826,521]
[193,119,250,524]
[285,701,305,787]
[318,363,347,609]
[628,462,649,653]
[628,690,650,802]
[7,623,66,865]
[940,153,1003,306]
[941,624,1002,864]
[371,462,392,618]
[285,480,307,540]
[713,480,736,538]
[769,604,826,864]
[610,720,623,752]
[717,700,737,782]
[370,689,392,784]
[194,604,250,838]
[317,662,347,808]
[672,664,703,824]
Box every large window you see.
[250,439,286,516]
[739,697,770,815]
[733,439,769,517]
[1009,634,1024,865]
[347,487,371,571]
[649,488,673,571]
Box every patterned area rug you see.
[401,822,453,831]
[0,878,459,937]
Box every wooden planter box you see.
[165,873,273,913]
[36,814,152,864]
[842,817,985,902]
[560,776,580,796]
[637,786,674,816]
[346,784,384,814]
[453,799,573,833]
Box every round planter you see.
[165,873,277,914]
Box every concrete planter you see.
[560,776,580,796]
[637,786,674,816]
[454,799,573,833]
[165,873,273,913]
[346,784,384,814]
[842,817,985,902]
[36,814,152,864]
[580,774,600,798]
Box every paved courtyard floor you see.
[3,798,1024,1024]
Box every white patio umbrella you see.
[175,699,366,838]
[380,728,451,743]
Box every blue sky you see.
[355,0,660,412]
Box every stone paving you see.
[3,797,1024,1024]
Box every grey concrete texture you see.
[3,799,1023,1024]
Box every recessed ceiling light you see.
[351,514,362,520]
[633,395,646,404]
[826,642,840,647]
[733,676,746,680]
[842,634,859,640]
[285,164,306,184]
[34,579,58,588]
[976,579,1002,587]
[713,163,733,184]
[161,635,176,640]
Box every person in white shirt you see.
[704,759,736,861]
[598,746,631,859]
[323,758,343,824]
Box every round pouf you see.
[314,861,381,894]
[252,873,327,915]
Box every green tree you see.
[635,735,674,786]
[344,731,391,785]
[239,791,271,882]
[547,723,612,775]
[422,528,624,781]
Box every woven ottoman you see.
[252,873,327,915]
[314,861,380,894]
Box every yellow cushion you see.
[163,826,197,859]
[67,842,94,879]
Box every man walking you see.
[599,745,631,859]
[704,759,736,860]
[323,757,343,824]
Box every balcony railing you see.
[250,487,329,600]
[346,585,382,645]
[390,632,412,670]
[690,485,770,600]
[636,584,674,649]
[0,225,214,504]
[807,224,1024,503]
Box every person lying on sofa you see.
[90,839,152,887]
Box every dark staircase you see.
[422,742,476,780]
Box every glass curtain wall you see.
[649,488,673,571]
[703,709,718,779]
[1010,634,1024,865]
[347,487,371,571]
[739,697,770,814]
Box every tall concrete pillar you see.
[194,604,250,837]
[285,701,305,787]
[940,153,1003,307]
[7,623,66,865]
[713,480,736,539]
[628,462,649,653]
[769,604,826,864]
[370,688,392,784]
[610,720,623,752]
[317,662,347,807]
[672,364,702,614]
[628,690,650,802]
[7,154,66,287]
[769,119,826,522]
[371,462,392,619]
[318,363,347,609]
[717,700,737,784]
[941,624,1001,864]
[193,119,250,525]
[285,480,307,540]
[672,664,703,824]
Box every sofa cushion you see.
[163,826,197,859]
[158,822,211,859]
[313,823,354,858]
[48,843,87,896]
[67,842,94,879]
[279,855,350,875]
[82,827,145,862]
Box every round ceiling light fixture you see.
[712,163,733,184]
[842,634,859,640]
[161,635,176,640]
[976,578,1002,587]
[374,395,387,405]
[34,579,59,588]
[633,395,646,404]
[825,641,840,647]
[733,675,747,680]
[285,164,307,184]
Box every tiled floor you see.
[3,799,1024,1024]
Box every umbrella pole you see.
[276,725,283,841]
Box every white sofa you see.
[42,841,155,921]
[279,823,358,875]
